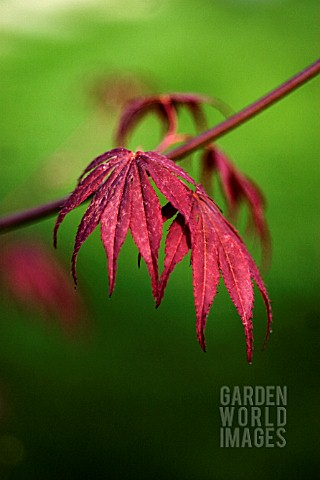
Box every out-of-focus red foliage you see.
[90,72,152,110]
[201,146,271,258]
[116,93,231,152]
[0,240,85,334]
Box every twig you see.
[1,59,319,233]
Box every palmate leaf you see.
[54,148,196,301]
[54,148,271,362]
[116,93,231,149]
[200,146,270,257]
[158,186,272,363]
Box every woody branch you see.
[0,58,319,233]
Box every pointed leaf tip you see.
[197,321,207,352]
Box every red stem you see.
[0,198,67,232]
[169,58,320,160]
[1,59,319,233]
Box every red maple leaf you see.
[116,93,231,151]
[54,148,196,299]
[54,148,271,362]
[200,146,270,258]
[158,186,272,363]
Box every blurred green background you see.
[0,0,319,478]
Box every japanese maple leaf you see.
[54,148,271,362]
[158,186,272,363]
[200,146,270,257]
[116,93,231,151]
[54,148,196,300]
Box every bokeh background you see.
[0,0,319,478]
